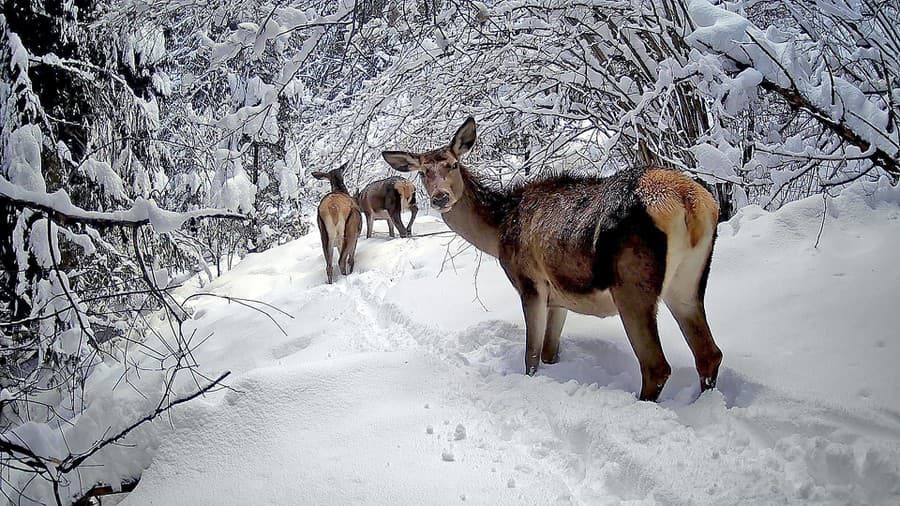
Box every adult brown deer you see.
[311,164,361,284]
[382,118,722,401]
[358,176,418,238]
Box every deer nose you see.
[431,191,450,209]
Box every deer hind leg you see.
[340,211,361,276]
[663,248,722,392]
[407,199,418,236]
[318,215,334,284]
[614,286,669,401]
[389,207,409,238]
[519,280,549,376]
[611,236,670,401]
[542,307,567,364]
[338,240,350,275]
[349,211,362,273]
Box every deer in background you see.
[382,118,722,401]
[311,164,361,284]
[358,176,418,238]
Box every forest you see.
[2,1,899,504]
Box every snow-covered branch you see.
[686,0,900,179]
[0,177,246,233]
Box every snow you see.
[28,218,58,268]
[689,142,740,182]
[86,183,900,504]
[7,33,26,69]
[4,124,46,192]
[10,182,900,504]
[81,157,126,201]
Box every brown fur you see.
[383,118,723,402]
[638,169,719,248]
[313,166,362,284]
[358,176,418,238]
[395,180,415,203]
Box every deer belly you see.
[373,210,390,219]
[550,288,619,317]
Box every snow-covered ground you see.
[19,180,900,505]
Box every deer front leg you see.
[542,307,567,364]
[364,211,373,239]
[519,282,549,376]
[407,198,418,236]
[387,217,396,237]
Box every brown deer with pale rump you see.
[311,164,362,284]
[382,118,722,401]
[358,176,418,238]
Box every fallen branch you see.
[71,479,139,506]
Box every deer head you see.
[311,162,350,194]
[381,117,476,212]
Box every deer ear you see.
[311,171,327,180]
[382,151,421,172]
[450,117,476,157]
[336,162,349,173]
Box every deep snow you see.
[14,179,900,505]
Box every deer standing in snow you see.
[382,118,722,401]
[358,176,418,238]
[311,164,361,284]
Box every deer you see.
[358,176,418,238]
[311,163,362,284]
[382,118,722,401]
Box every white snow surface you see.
[23,180,900,504]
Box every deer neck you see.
[441,168,503,258]
[331,180,349,194]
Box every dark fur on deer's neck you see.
[442,165,651,263]
[442,165,514,258]
[327,172,350,195]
